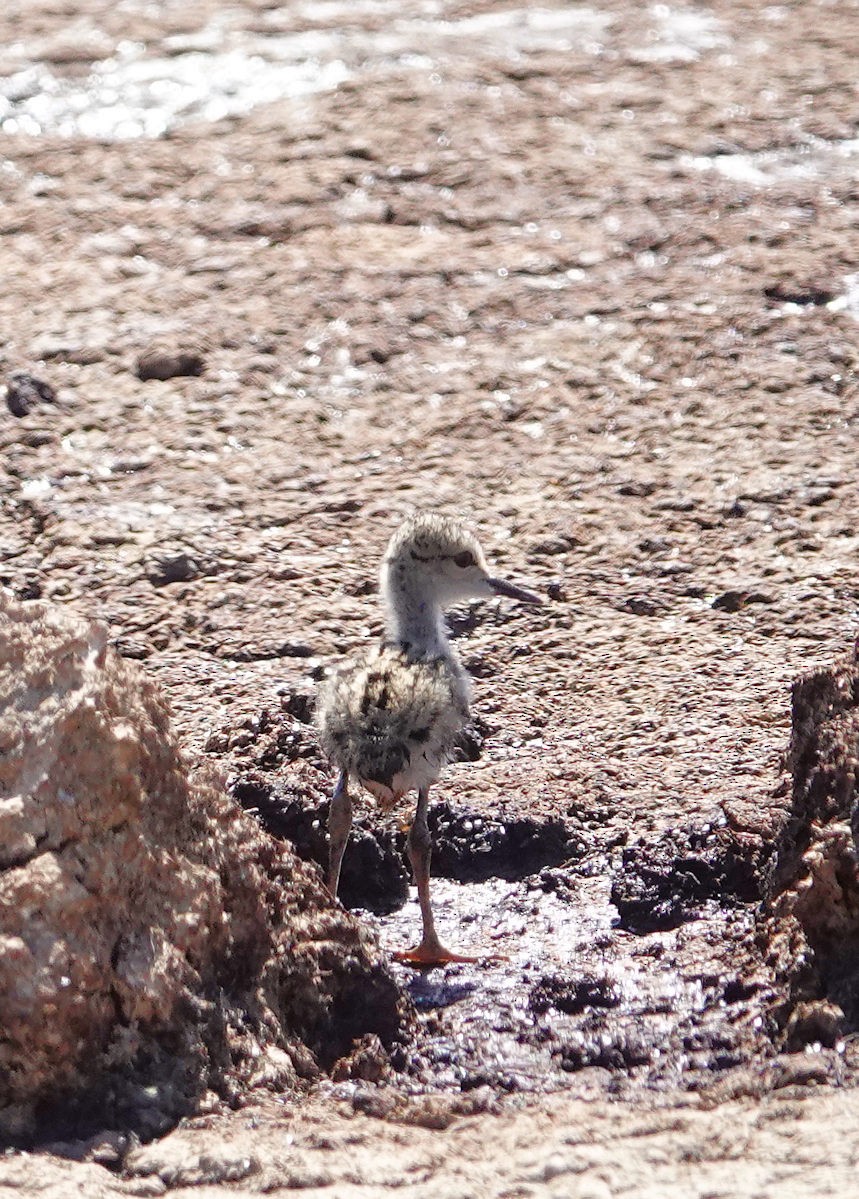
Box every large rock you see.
[764,647,859,1048]
[0,593,409,1144]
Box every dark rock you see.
[618,481,656,497]
[764,282,835,307]
[559,1029,652,1072]
[611,818,762,932]
[5,372,57,418]
[528,535,580,556]
[784,1000,844,1050]
[622,594,661,616]
[529,972,621,1016]
[279,690,316,725]
[428,802,576,883]
[136,348,205,381]
[711,590,772,613]
[113,636,152,660]
[146,550,198,587]
[233,776,577,904]
[452,717,490,762]
[226,641,315,662]
[712,590,747,613]
[232,776,410,914]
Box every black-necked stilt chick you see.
[317,511,542,966]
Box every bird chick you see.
[317,511,541,966]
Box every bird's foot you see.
[391,939,507,968]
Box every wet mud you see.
[610,815,766,933]
[234,770,576,910]
[231,732,800,1102]
[220,630,859,1106]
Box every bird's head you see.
[381,512,542,609]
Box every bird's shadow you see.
[402,975,478,1010]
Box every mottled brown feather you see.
[317,643,470,805]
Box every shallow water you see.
[354,874,762,1095]
[0,3,728,141]
[0,5,611,139]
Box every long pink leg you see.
[327,771,352,897]
[393,787,480,966]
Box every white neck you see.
[382,570,449,656]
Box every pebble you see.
[5,372,56,417]
[137,348,205,381]
[146,550,199,587]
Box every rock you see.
[763,653,859,1041]
[136,348,205,381]
[0,593,409,1143]
[528,534,580,556]
[711,589,773,612]
[232,776,410,915]
[784,1000,844,1050]
[146,548,199,586]
[764,281,836,307]
[5,372,57,417]
[622,594,662,616]
[611,819,763,932]
[529,972,621,1016]
[279,689,316,725]
[331,1033,389,1082]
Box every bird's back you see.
[317,643,469,804]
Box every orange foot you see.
[391,941,508,968]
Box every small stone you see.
[330,1033,388,1083]
[5,372,57,418]
[136,348,205,381]
[279,691,315,724]
[623,594,660,616]
[711,590,747,613]
[114,636,152,660]
[784,1000,844,1050]
[712,589,772,613]
[146,550,198,587]
[529,535,579,556]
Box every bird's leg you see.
[393,787,480,967]
[327,771,352,898]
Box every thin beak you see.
[487,577,544,605]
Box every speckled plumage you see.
[316,511,541,964]
[318,642,469,808]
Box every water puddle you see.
[236,769,777,1097]
[354,874,769,1095]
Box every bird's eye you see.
[453,550,475,568]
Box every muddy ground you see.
[3,0,859,1193]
